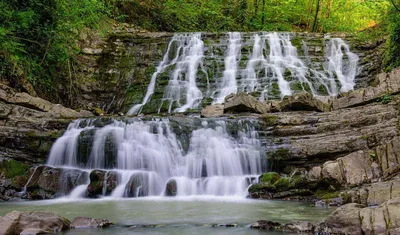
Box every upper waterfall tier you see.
[46,117,266,198]
[128,32,359,114]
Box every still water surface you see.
[0,196,333,234]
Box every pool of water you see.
[0,196,333,234]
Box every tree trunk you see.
[312,0,321,32]
[261,0,265,27]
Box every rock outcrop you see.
[250,197,400,235]
[0,83,94,167]
[332,68,400,110]
[224,93,271,114]
[0,211,70,235]
[341,177,400,206]
[273,92,331,112]
[315,198,400,234]
[0,211,114,235]
[0,84,93,118]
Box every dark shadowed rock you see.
[0,211,70,235]
[250,220,281,230]
[125,173,149,197]
[87,170,118,198]
[165,179,177,196]
[71,217,113,228]
[273,92,331,112]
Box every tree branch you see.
[390,0,400,13]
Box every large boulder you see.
[0,211,70,235]
[316,203,364,234]
[224,93,271,114]
[273,92,331,112]
[321,161,344,184]
[316,197,400,234]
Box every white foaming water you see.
[47,120,94,167]
[128,32,359,113]
[213,32,241,104]
[46,119,264,199]
[68,184,89,199]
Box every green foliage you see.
[0,160,29,178]
[273,177,290,191]
[379,94,393,104]
[111,0,389,33]
[261,114,278,126]
[0,0,111,96]
[260,172,281,184]
[314,190,339,199]
[384,2,400,70]
[369,151,377,161]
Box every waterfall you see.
[127,35,177,115]
[47,118,264,198]
[160,33,205,113]
[128,32,359,114]
[213,32,241,104]
[325,38,359,93]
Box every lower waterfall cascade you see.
[46,118,266,199]
[128,32,359,114]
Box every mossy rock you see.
[288,175,310,189]
[270,82,281,97]
[260,172,281,184]
[273,177,290,192]
[248,182,276,193]
[0,160,29,178]
[261,114,278,126]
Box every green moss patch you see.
[260,172,281,184]
[0,160,29,178]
